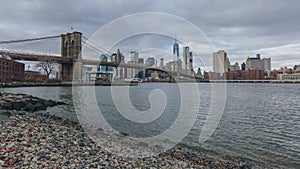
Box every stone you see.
[0,110,12,116]
[1,101,13,110]
[17,111,26,116]
[12,101,25,110]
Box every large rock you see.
[0,92,67,112]
[0,110,12,116]
[1,101,13,110]
[12,101,26,110]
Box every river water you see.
[1,83,299,168]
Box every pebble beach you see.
[0,93,267,168]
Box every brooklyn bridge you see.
[0,32,196,82]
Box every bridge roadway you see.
[0,50,195,78]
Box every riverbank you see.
[0,81,138,88]
[0,112,267,168]
[0,92,269,168]
[1,79,300,88]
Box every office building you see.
[160,58,164,68]
[99,54,108,72]
[130,51,139,63]
[241,62,246,71]
[146,57,155,66]
[245,54,271,71]
[213,50,228,73]
[262,58,271,71]
[138,58,144,65]
[189,51,193,71]
[183,46,189,71]
[173,38,179,60]
[229,62,240,71]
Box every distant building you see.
[183,46,189,71]
[213,50,228,73]
[195,67,204,79]
[229,62,240,71]
[116,49,122,63]
[246,54,263,70]
[262,58,271,71]
[151,71,159,80]
[130,51,139,63]
[183,46,194,74]
[294,64,300,71]
[245,54,271,71]
[146,57,155,66]
[0,55,24,82]
[160,58,164,68]
[138,58,144,65]
[189,51,193,71]
[205,69,265,80]
[241,62,246,71]
[278,73,300,80]
[25,70,47,82]
[137,57,145,79]
[173,38,179,60]
[166,59,182,72]
[98,54,108,72]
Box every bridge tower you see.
[60,32,83,81]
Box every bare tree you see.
[35,61,58,80]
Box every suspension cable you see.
[0,35,61,44]
[82,36,113,55]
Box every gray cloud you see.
[0,0,299,70]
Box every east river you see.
[1,83,299,168]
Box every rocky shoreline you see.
[0,92,268,168]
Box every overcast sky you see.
[1,0,300,71]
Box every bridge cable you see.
[0,35,61,45]
[82,36,113,55]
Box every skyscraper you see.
[262,58,271,71]
[183,46,190,71]
[173,37,179,60]
[130,51,139,63]
[146,57,155,66]
[189,51,193,71]
[213,50,228,73]
[160,58,164,68]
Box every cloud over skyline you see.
[0,0,299,70]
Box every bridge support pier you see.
[60,32,83,82]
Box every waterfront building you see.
[241,62,246,71]
[99,54,108,72]
[262,58,271,71]
[24,70,47,82]
[173,37,179,60]
[293,64,300,71]
[213,50,228,73]
[245,54,271,72]
[229,62,240,71]
[278,73,300,80]
[0,55,24,82]
[196,67,204,79]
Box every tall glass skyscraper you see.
[173,37,179,60]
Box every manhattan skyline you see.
[0,0,299,71]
